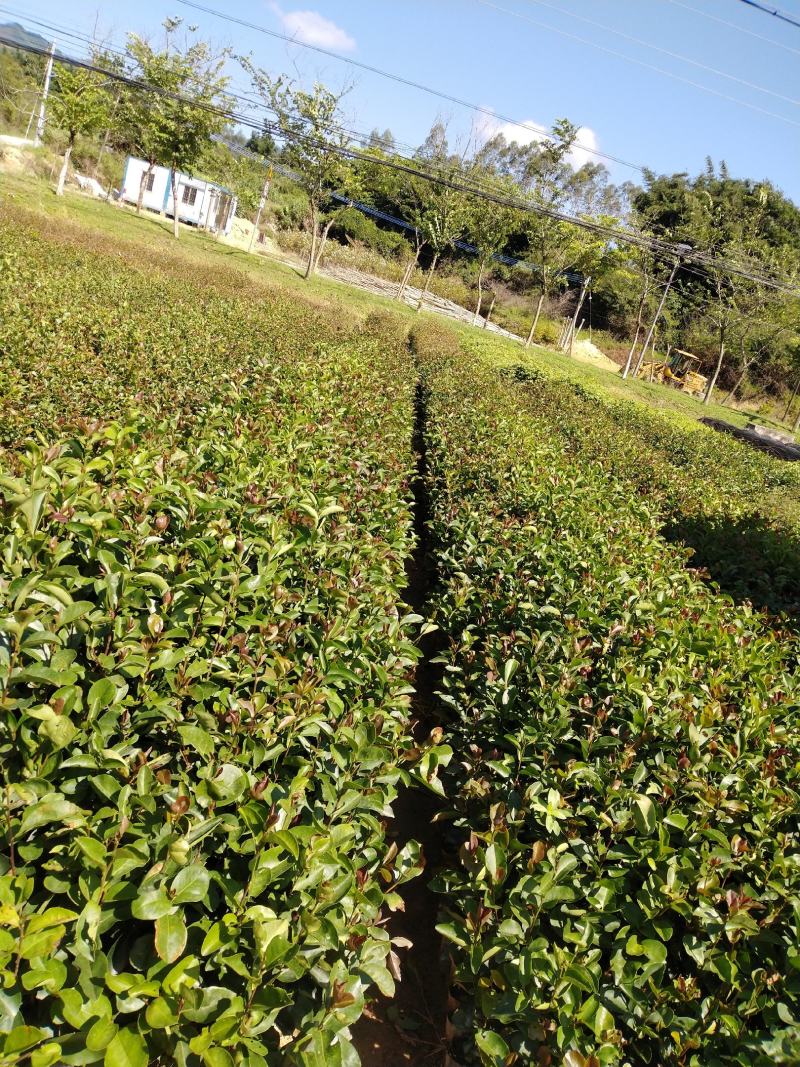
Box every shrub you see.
[328,207,405,258]
[411,321,800,1067]
[0,210,444,1066]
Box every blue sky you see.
[7,0,800,201]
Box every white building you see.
[120,156,238,236]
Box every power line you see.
[174,0,648,173]
[476,0,800,128]
[0,8,414,155]
[663,0,800,58]
[736,0,800,29]
[0,5,428,157]
[522,0,800,106]
[1,34,797,298]
[217,133,585,280]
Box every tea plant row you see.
[466,334,800,617]
[413,321,800,1067]
[0,215,445,1067]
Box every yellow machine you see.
[638,349,708,397]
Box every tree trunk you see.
[621,290,647,379]
[525,292,545,349]
[398,245,420,301]
[723,359,753,406]
[171,170,180,240]
[304,206,319,279]
[782,376,800,422]
[313,218,335,273]
[137,162,155,215]
[484,295,495,328]
[562,279,590,354]
[473,262,486,325]
[416,252,439,312]
[793,406,800,435]
[55,138,73,196]
[703,340,726,406]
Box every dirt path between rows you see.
[352,381,448,1067]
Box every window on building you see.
[182,186,198,207]
[144,171,155,192]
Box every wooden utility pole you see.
[248,168,273,253]
[33,42,55,146]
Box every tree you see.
[509,120,582,345]
[627,164,800,398]
[404,166,467,311]
[243,64,351,278]
[245,122,276,159]
[49,63,109,196]
[464,172,518,323]
[123,24,231,236]
[367,127,395,152]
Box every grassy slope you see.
[0,170,788,436]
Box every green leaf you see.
[26,907,79,934]
[171,864,210,905]
[88,678,116,716]
[252,917,291,967]
[632,794,657,835]
[18,489,47,534]
[86,1018,118,1052]
[475,1029,511,1065]
[131,887,175,921]
[155,911,188,963]
[31,1044,62,1067]
[145,997,179,1029]
[202,1049,234,1067]
[178,725,215,756]
[207,764,248,803]
[19,797,85,835]
[104,1028,148,1067]
[4,1026,47,1055]
[19,925,66,960]
[40,714,78,750]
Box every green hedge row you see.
[0,217,440,1066]
[463,336,800,616]
[413,322,800,1067]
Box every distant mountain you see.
[0,22,52,52]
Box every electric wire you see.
[663,0,800,57]
[174,0,648,173]
[476,0,800,127]
[0,5,427,156]
[736,0,800,29]
[522,0,800,106]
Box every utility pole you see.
[33,42,56,147]
[626,244,691,379]
[248,167,273,253]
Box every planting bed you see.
[0,214,449,1066]
[465,335,800,617]
[413,321,800,1067]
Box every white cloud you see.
[271,5,356,51]
[477,111,599,170]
